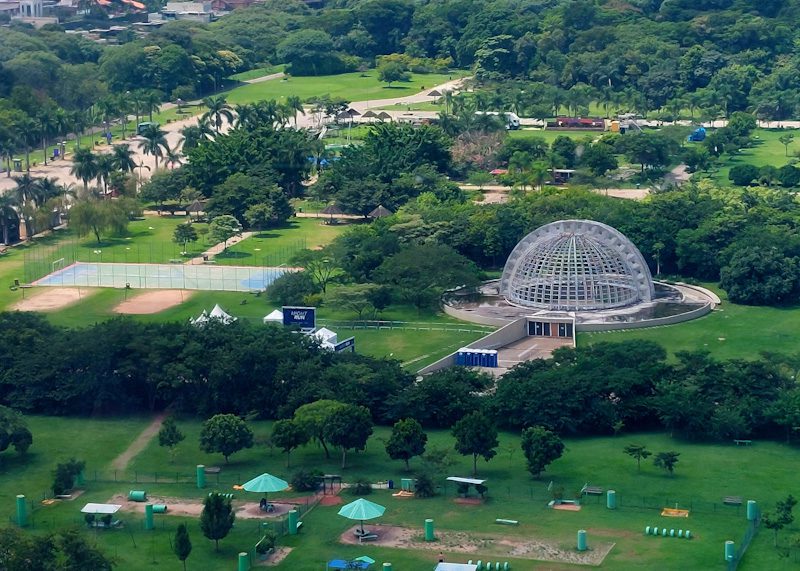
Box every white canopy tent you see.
[263,309,283,323]
[191,304,236,326]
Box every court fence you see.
[22,234,305,285]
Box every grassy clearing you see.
[228,65,285,82]
[226,71,464,106]
[701,128,797,187]
[6,418,798,570]
[214,218,349,267]
[580,287,800,360]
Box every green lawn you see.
[228,65,285,82]
[226,71,465,106]
[580,287,800,360]
[509,128,599,145]
[6,418,798,570]
[215,218,349,267]
[701,128,797,186]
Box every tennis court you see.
[33,262,288,292]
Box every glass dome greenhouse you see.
[500,220,654,311]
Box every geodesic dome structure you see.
[500,220,654,311]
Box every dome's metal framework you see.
[500,220,654,311]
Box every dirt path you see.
[110,412,168,472]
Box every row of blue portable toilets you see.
[455,348,499,368]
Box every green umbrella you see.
[337,498,386,535]
[242,473,289,503]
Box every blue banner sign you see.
[333,337,356,352]
[282,306,316,329]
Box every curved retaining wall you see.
[442,304,515,327]
[575,302,712,332]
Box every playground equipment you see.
[725,540,735,561]
[661,507,689,517]
[577,530,587,551]
[425,518,435,541]
[746,500,758,521]
[645,526,691,539]
[128,490,147,502]
[607,490,617,510]
[196,465,205,489]
[144,504,154,530]
[16,495,27,527]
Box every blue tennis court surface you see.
[34,262,287,292]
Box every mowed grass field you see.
[226,70,465,106]
[5,417,798,570]
[702,128,798,187]
[580,286,800,360]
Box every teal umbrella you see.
[337,498,386,534]
[242,473,289,503]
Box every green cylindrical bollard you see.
[577,529,587,551]
[196,465,206,489]
[238,551,249,571]
[725,541,734,561]
[382,564,392,571]
[746,500,757,521]
[288,509,299,535]
[607,490,617,510]
[424,518,435,541]
[16,495,27,527]
[144,504,154,530]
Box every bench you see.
[582,486,604,495]
[723,496,743,506]
[359,533,378,543]
[733,439,752,446]
[495,519,519,525]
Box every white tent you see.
[209,304,236,324]
[192,305,236,326]
[263,309,284,324]
[190,310,209,326]
[312,327,338,344]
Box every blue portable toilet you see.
[490,350,499,367]
[478,350,488,367]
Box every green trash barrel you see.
[152,504,168,514]
[16,495,27,527]
[144,504,154,530]
[382,564,392,571]
[424,518,435,541]
[196,465,206,489]
[725,541,734,561]
[128,490,147,502]
[288,509,299,535]
[607,490,617,510]
[577,529,587,551]
[237,551,249,571]
[746,500,757,521]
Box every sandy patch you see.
[339,524,614,566]
[319,495,344,506]
[453,497,484,505]
[114,290,193,314]
[111,494,301,520]
[12,287,96,312]
[259,547,292,566]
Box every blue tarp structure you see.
[327,560,370,569]
[687,127,706,142]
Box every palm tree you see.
[36,110,59,166]
[15,115,36,171]
[164,145,182,169]
[95,97,118,142]
[142,90,162,123]
[285,95,305,126]
[70,147,99,192]
[95,153,115,195]
[116,94,131,140]
[234,103,256,129]
[137,123,169,170]
[202,95,234,134]
[111,144,137,173]
[179,123,213,152]
[13,173,44,208]
[0,194,20,245]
